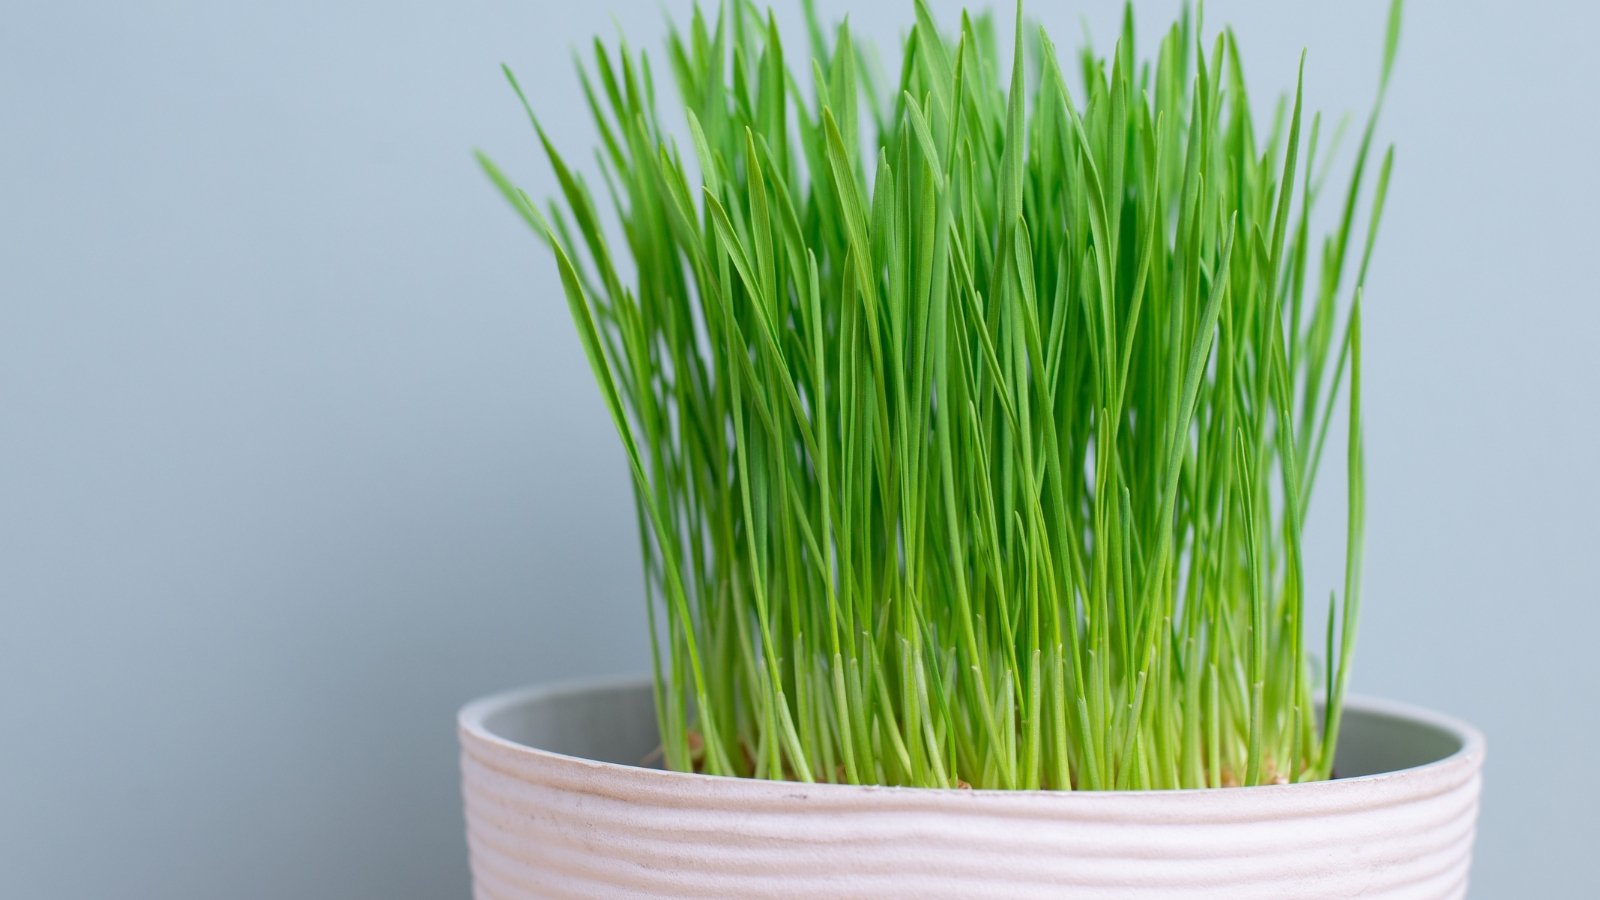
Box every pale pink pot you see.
[459,677,1484,899]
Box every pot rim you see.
[458,674,1484,799]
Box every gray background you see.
[2,0,1594,896]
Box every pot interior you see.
[477,679,1467,782]
[481,679,665,769]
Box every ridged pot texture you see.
[460,677,1483,899]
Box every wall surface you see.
[2,1,1593,896]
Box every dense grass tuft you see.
[482,0,1400,789]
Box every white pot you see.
[459,677,1483,899]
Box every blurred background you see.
[3,0,1594,896]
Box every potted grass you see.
[466,0,1483,895]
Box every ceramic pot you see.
[459,676,1483,898]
